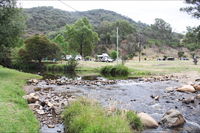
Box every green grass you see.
[100,65,129,77]
[63,98,141,133]
[0,66,41,133]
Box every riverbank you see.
[0,66,41,132]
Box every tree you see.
[136,33,146,62]
[110,50,117,60]
[178,51,185,59]
[0,0,26,67]
[52,33,69,55]
[151,18,172,42]
[180,0,200,19]
[23,34,61,64]
[64,18,99,57]
[180,0,200,51]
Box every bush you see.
[84,56,92,61]
[65,56,78,72]
[100,65,129,76]
[62,98,132,133]
[110,50,117,60]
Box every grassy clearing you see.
[45,60,200,78]
[0,66,41,133]
[62,98,142,133]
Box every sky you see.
[17,0,200,33]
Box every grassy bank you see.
[0,66,41,132]
[63,98,143,133]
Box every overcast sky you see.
[17,0,199,33]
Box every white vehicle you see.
[96,53,113,62]
[65,55,82,61]
[75,55,82,60]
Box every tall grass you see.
[63,98,142,133]
[100,65,129,76]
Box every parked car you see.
[166,57,175,61]
[65,55,82,61]
[180,57,189,60]
[96,53,113,62]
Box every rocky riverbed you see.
[23,73,200,133]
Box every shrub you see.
[100,65,129,76]
[62,98,132,133]
[84,56,92,61]
[110,50,117,60]
[65,56,78,72]
[126,111,143,130]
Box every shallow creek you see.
[36,76,200,133]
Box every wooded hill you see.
[24,6,137,33]
[24,6,191,58]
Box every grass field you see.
[49,60,200,77]
[76,60,200,77]
[0,66,41,133]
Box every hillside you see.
[23,6,191,58]
[24,6,138,34]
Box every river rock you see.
[47,124,55,128]
[36,109,45,115]
[28,103,41,110]
[137,112,159,128]
[182,97,195,104]
[23,93,39,103]
[176,85,196,93]
[28,79,39,84]
[196,94,200,99]
[160,109,185,128]
[192,84,200,91]
[34,87,41,91]
[165,87,174,92]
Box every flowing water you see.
[37,75,200,133]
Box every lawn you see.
[55,60,200,77]
[0,66,41,133]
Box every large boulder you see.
[192,84,200,91]
[176,85,196,93]
[160,109,185,128]
[137,112,159,128]
[23,93,39,103]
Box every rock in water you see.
[160,109,185,128]
[137,112,159,128]
[196,94,200,99]
[192,84,200,91]
[176,85,196,93]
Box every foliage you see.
[126,111,143,130]
[110,50,117,60]
[52,33,69,54]
[181,26,200,51]
[180,0,200,51]
[64,18,99,57]
[178,51,185,59]
[100,65,129,76]
[65,56,78,72]
[180,0,200,19]
[23,34,61,64]
[62,98,132,133]
[0,0,26,67]
[84,56,92,61]
[24,7,184,55]
[0,66,41,132]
